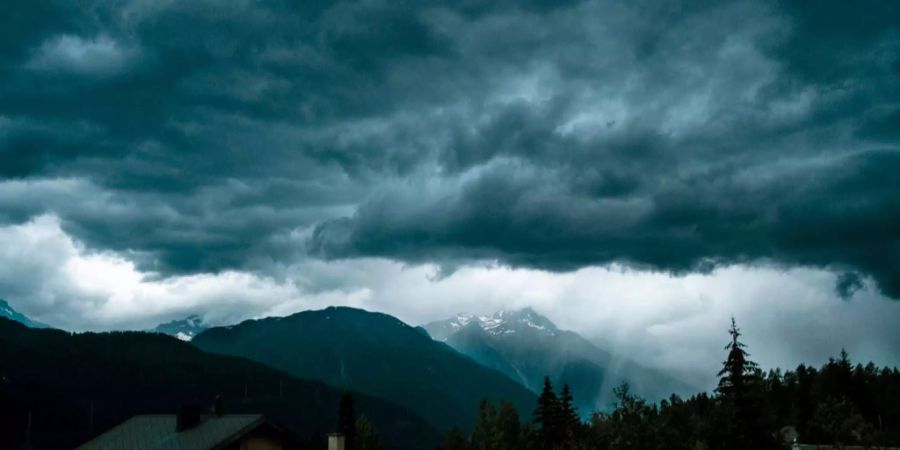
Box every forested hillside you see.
[193,306,537,431]
[0,318,440,450]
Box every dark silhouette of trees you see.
[558,384,581,446]
[355,416,384,450]
[714,317,775,450]
[598,383,659,450]
[808,396,874,447]
[534,377,560,450]
[439,318,900,450]
[495,401,522,450]
[468,399,528,450]
[438,427,470,450]
[471,398,496,450]
[337,392,357,450]
[0,370,11,450]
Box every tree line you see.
[436,318,900,450]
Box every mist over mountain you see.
[424,307,696,415]
[149,315,208,341]
[192,307,536,431]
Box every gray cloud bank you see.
[0,0,898,298]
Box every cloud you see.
[0,0,898,368]
[0,214,367,331]
[305,0,900,298]
[836,272,864,300]
[1,0,896,295]
[3,214,900,390]
[311,149,900,297]
[26,35,138,76]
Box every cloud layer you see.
[2,216,899,390]
[1,0,897,300]
[1,0,899,386]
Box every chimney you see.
[176,405,202,432]
[328,433,346,450]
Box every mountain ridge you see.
[192,306,537,431]
[149,314,208,341]
[0,316,440,450]
[424,307,696,416]
[0,299,49,329]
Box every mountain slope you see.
[425,308,695,416]
[150,314,208,341]
[193,307,537,431]
[0,317,439,450]
[0,298,49,328]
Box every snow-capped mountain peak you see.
[150,314,208,341]
[451,313,477,328]
[432,307,558,340]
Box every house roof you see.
[76,414,266,450]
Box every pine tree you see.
[606,382,658,450]
[715,318,772,450]
[534,377,560,450]
[495,400,521,450]
[337,392,357,450]
[471,398,497,450]
[558,384,580,448]
[717,318,758,396]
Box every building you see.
[77,408,288,450]
[327,434,345,450]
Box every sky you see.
[0,0,898,389]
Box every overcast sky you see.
[1,0,898,389]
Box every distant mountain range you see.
[424,307,695,416]
[0,299,48,329]
[149,314,208,341]
[0,317,439,450]
[192,306,537,431]
[2,300,696,437]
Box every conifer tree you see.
[495,400,521,450]
[558,384,580,448]
[534,377,560,450]
[337,392,357,450]
[471,398,497,450]
[715,318,772,450]
[605,382,658,450]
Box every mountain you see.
[424,307,695,416]
[150,314,208,341]
[0,298,49,328]
[192,307,537,431]
[0,317,440,450]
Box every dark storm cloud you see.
[1,1,898,296]
[836,272,864,301]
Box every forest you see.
[4,316,900,450]
[433,319,900,450]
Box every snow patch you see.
[444,308,558,337]
[175,332,193,341]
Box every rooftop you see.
[77,414,265,450]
